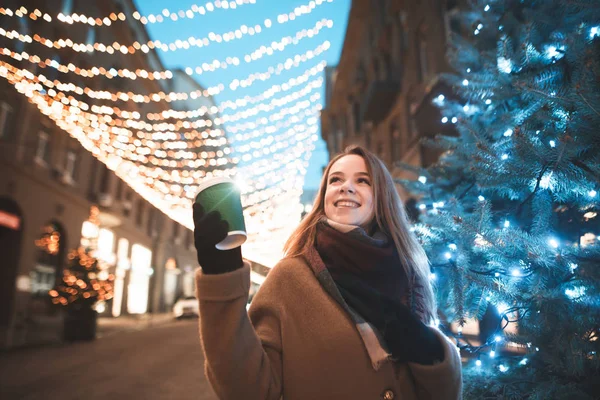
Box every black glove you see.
[193,203,243,274]
[382,302,445,365]
[334,273,444,365]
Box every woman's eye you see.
[358,178,371,185]
[328,177,341,184]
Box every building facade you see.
[0,0,213,349]
[320,0,461,194]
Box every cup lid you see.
[195,176,236,193]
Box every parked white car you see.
[173,296,199,319]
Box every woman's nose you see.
[340,181,355,193]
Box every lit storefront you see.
[128,244,153,314]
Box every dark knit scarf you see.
[304,219,428,370]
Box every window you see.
[31,264,56,296]
[353,102,361,134]
[123,191,132,217]
[147,208,155,237]
[390,123,402,161]
[32,222,63,296]
[336,129,344,154]
[47,55,61,82]
[135,199,145,227]
[62,0,74,14]
[16,18,28,52]
[417,27,429,82]
[86,27,95,46]
[99,164,110,194]
[376,141,384,159]
[0,102,13,138]
[97,228,115,265]
[419,38,428,80]
[186,229,193,249]
[398,11,409,49]
[172,221,180,243]
[128,244,152,314]
[115,178,124,200]
[64,149,77,181]
[35,131,50,165]
[406,102,419,143]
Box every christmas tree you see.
[49,246,114,341]
[399,0,600,398]
[49,247,114,308]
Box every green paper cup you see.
[195,177,246,250]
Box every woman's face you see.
[324,154,375,230]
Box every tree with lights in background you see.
[399,0,600,398]
[49,208,114,341]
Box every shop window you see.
[113,238,130,317]
[97,228,115,265]
[128,244,153,314]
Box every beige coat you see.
[196,257,462,400]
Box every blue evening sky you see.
[133,0,351,190]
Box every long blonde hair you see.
[284,145,436,322]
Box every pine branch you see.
[571,159,600,184]
[577,91,600,118]
[516,163,550,216]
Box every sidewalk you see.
[97,312,181,338]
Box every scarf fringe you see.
[356,322,393,371]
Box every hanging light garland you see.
[1,0,333,28]
[0,1,257,26]
[1,65,319,196]
[0,39,330,86]
[0,61,323,133]
[1,16,332,60]
[3,61,321,156]
[0,56,324,126]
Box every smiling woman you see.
[192,145,462,399]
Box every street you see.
[0,319,217,400]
